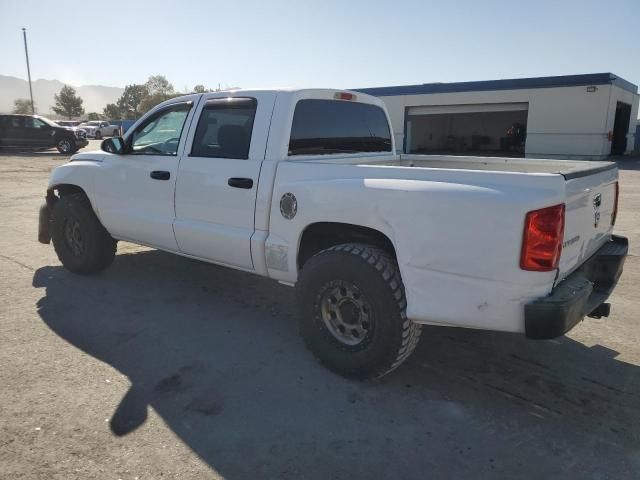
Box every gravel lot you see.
[1,142,639,479]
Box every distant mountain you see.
[0,75,124,117]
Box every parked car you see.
[77,120,120,139]
[38,89,628,378]
[56,120,83,128]
[108,119,137,135]
[0,114,88,154]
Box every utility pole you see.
[22,27,35,114]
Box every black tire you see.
[51,193,116,274]
[95,131,102,140]
[56,137,75,154]
[112,130,119,137]
[297,243,421,379]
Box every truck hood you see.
[69,151,107,162]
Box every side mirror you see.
[101,136,125,154]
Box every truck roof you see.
[169,88,385,108]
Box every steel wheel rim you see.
[320,281,372,346]
[64,215,84,257]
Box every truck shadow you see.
[33,250,640,478]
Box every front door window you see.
[130,104,191,155]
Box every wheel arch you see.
[51,183,86,197]
[46,183,103,221]
[297,221,397,271]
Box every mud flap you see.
[38,202,51,244]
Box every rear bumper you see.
[525,235,628,339]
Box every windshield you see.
[37,116,59,127]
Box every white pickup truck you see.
[38,88,628,378]
[78,121,120,140]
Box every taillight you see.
[612,182,619,225]
[520,204,565,272]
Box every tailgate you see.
[557,164,618,283]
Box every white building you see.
[356,73,639,160]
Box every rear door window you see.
[289,99,392,155]
[190,98,257,159]
[9,117,25,129]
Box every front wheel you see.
[51,193,116,274]
[297,243,422,379]
[56,137,75,154]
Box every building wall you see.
[604,85,639,156]
[378,85,639,159]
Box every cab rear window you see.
[288,99,392,156]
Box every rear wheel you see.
[95,130,102,140]
[56,137,75,154]
[297,243,421,379]
[51,193,116,274]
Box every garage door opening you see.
[611,101,631,155]
[405,103,528,157]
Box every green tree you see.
[12,98,34,114]
[117,84,148,119]
[103,103,121,120]
[193,84,207,93]
[87,112,101,121]
[52,85,85,119]
[137,75,182,115]
[145,75,174,96]
[138,92,184,116]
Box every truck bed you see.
[355,153,619,285]
[368,154,617,179]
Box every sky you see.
[0,0,639,91]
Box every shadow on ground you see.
[33,250,640,479]
[0,147,70,158]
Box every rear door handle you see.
[150,171,170,180]
[228,177,254,189]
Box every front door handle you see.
[150,170,170,180]
[228,177,254,189]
